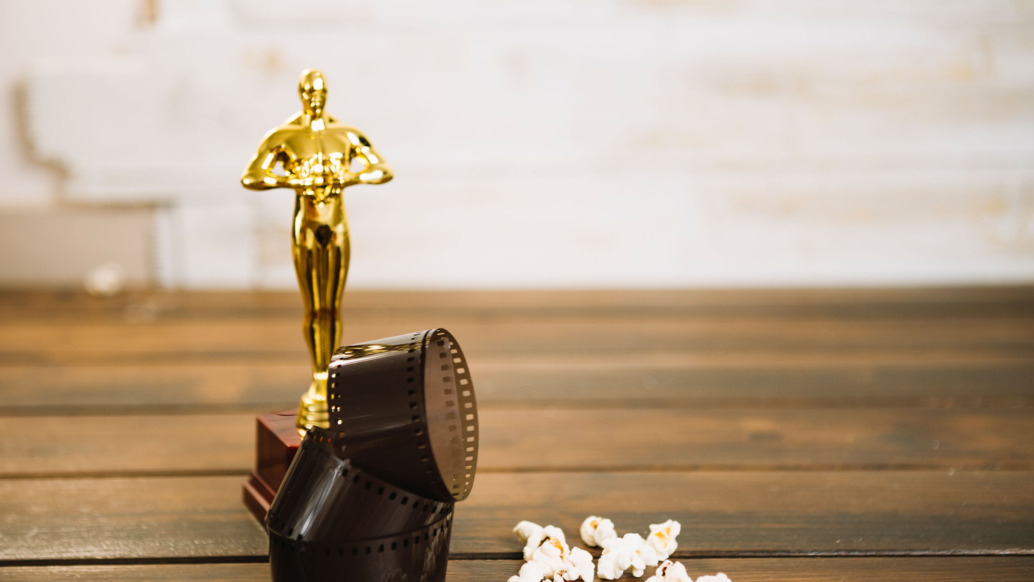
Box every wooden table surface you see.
[0,288,1032,581]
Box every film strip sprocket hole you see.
[269,512,453,582]
[270,511,453,556]
[422,329,478,500]
[327,328,479,502]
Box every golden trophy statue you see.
[242,69,393,432]
[241,69,393,521]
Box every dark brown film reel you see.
[266,329,479,582]
[269,513,453,582]
[327,328,479,502]
[266,429,453,543]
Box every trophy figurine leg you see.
[293,195,349,433]
[240,199,347,521]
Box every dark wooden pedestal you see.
[242,410,301,523]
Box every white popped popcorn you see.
[632,537,663,573]
[508,522,594,582]
[507,560,552,582]
[513,521,544,543]
[597,533,650,579]
[580,515,618,547]
[514,521,569,563]
[594,519,681,579]
[525,528,569,563]
[542,525,568,545]
[646,519,681,561]
[644,560,693,582]
[596,547,626,581]
[559,547,595,582]
[526,534,569,574]
[507,517,691,582]
[644,561,731,582]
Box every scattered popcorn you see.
[509,522,594,582]
[543,525,567,545]
[598,533,652,579]
[508,560,551,582]
[646,519,681,560]
[518,522,569,563]
[633,538,663,573]
[580,515,618,547]
[596,518,680,580]
[596,547,626,581]
[559,547,595,582]
[645,561,731,582]
[526,533,568,574]
[514,521,543,543]
[508,517,691,582]
[644,560,692,582]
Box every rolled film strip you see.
[266,329,479,582]
[269,512,453,582]
[327,328,479,502]
[267,429,454,542]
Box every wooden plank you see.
[457,471,1034,555]
[0,477,266,561]
[2,315,1033,365]
[1,472,1030,561]
[0,414,255,476]
[2,287,1032,321]
[1,408,1031,476]
[475,408,1034,471]
[1,357,1031,412]
[456,358,1034,409]
[0,564,278,581]
[1,290,1031,364]
[2,558,1033,581]
[0,363,311,413]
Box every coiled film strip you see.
[327,328,479,502]
[267,329,478,582]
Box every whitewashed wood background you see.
[0,0,1032,289]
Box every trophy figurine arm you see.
[241,136,311,191]
[346,131,393,186]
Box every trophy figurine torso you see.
[242,69,393,432]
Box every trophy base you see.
[243,409,302,523]
[296,387,329,433]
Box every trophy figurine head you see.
[298,69,328,119]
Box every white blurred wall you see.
[0,0,1032,289]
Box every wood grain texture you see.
[3,316,1032,362]
[1,288,1031,579]
[3,288,1032,320]
[1,472,1030,562]
[2,357,1032,412]
[1,291,1031,365]
[2,558,1033,581]
[1,408,1031,476]
[0,477,267,561]
[457,471,1034,556]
